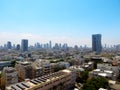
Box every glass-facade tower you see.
[92,34,102,53]
[21,39,28,52]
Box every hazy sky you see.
[0,0,120,46]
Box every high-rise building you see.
[49,41,52,48]
[21,39,28,52]
[16,44,20,50]
[7,41,12,49]
[92,34,102,53]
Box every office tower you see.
[74,45,78,50]
[34,42,40,49]
[49,41,52,48]
[54,43,59,49]
[46,43,49,49]
[1,67,18,87]
[7,41,12,49]
[4,44,7,49]
[62,43,68,50]
[92,34,102,53]
[21,39,28,52]
[36,42,40,48]
[59,43,62,49]
[16,44,20,50]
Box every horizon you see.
[0,0,120,46]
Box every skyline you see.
[0,0,120,46]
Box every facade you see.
[0,61,11,70]
[16,60,55,80]
[58,62,70,68]
[7,41,12,49]
[1,67,18,87]
[89,69,117,80]
[6,69,76,90]
[21,39,28,52]
[97,63,119,77]
[31,60,53,77]
[49,40,52,49]
[16,44,20,50]
[31,63,43,78]
[92,34,102,53]
[15,61,34,81]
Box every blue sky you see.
[0,0,120,46]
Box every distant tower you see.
[92,34,102,53]
[49,41,52,49]
[16,44,20,50]
[21,39,28,52]
[7,41,12,49]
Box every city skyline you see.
[0,0,120,46]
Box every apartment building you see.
[0,61,11,70]
[1,67,18,87]
[89,69,117,80]
[31,63,43,78]
[15,61,34,81]
[97,63,119,77]
[41,60,51,75]
[6,69,76,90]
[32,59,54,77]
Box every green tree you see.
[81,71,89,83]
[0,73,2,78]
[54,66,66,72]
[76,71,89,83]
[10,60,16,67]
[82,77,108,90]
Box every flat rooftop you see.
[6,69,72,90]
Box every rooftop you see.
[6,69,72,90]
[93,69,101,72]
[98,73,107,77]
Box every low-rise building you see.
[69,66,84,77]
[97,63,119,77]
[83,61,94,70]
[6,69,76,90]
[58,62,70,68]
[0,61,11,70]
[89,69,117,80]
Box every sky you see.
[0,0,120,47]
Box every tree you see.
[10,60,16,67]
[54,66,66,72]
[81,71,89,83]
[117,72,120,82]
[0,73,2,78]
[76,71,89,83]
[82,77,108,90]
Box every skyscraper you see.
[16,44,20,50]
[92,34,102,53]
[21,39,28,52]
[49,41,52,49]
[7,41,12,49]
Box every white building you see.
[89,69,117,80]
